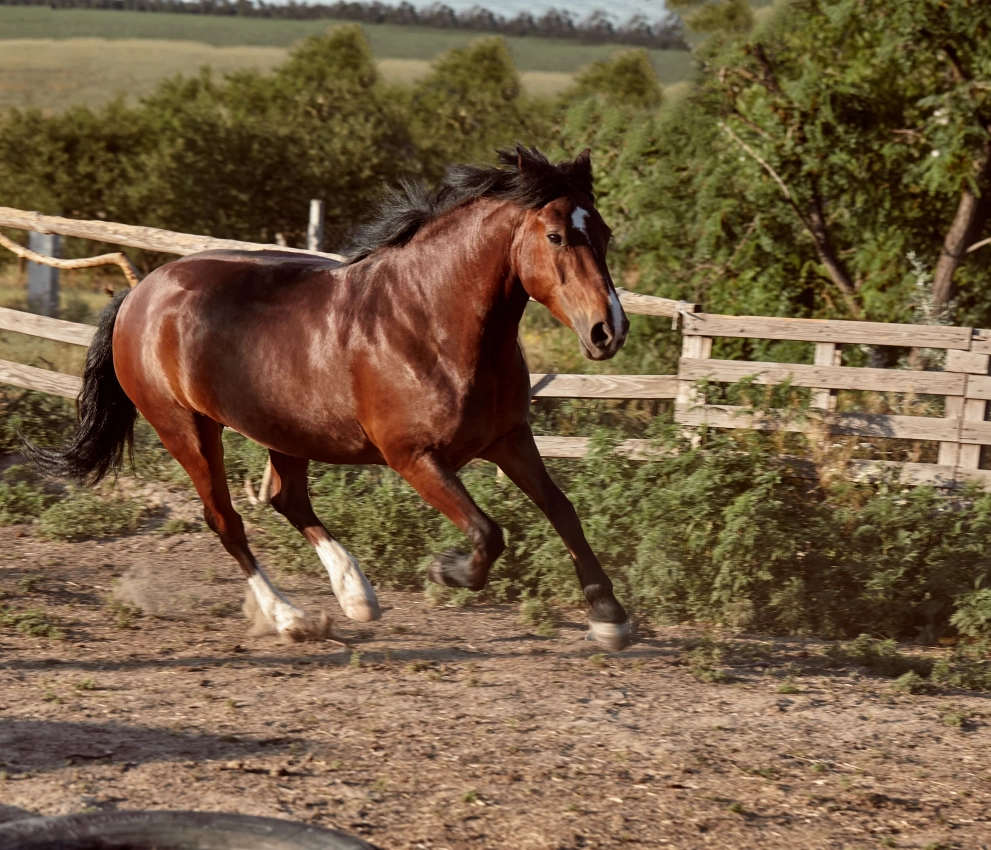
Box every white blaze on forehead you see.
[609,284,625,339]
[570,206,591,238]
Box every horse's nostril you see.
[590,321,612,348]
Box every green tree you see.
[407,37,551,179]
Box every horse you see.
[25,144,633,650]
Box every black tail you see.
[22,290,137,484]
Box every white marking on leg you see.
[247,566,308,634]
[315,536,381,622]
[588,619,632,651]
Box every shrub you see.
[37,490,145,541]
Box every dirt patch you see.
[1,523,990,849]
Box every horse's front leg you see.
[482,423,631,651]
[390,453,505,591]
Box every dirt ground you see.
[1,509,990,850]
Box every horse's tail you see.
[22,290,137,484]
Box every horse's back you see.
[112,249,377,460]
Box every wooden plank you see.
[966,374,991,400]
[811,342,840,411]
[0,359,81,398]
[529,373,678,399]
[678,357,964,395]
[945,350,990,374]
[675,404,959,441]
[532,436,661,460]
[960,420,991,445]
[970,329,991,355]
[681,312,972,350]
[846,460,958,487]
[0,206,346,263]
[0,306,96,347]
[677,336,712,406]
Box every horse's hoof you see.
[587,619,633,651]
[340,596,381,622]
[427,549,477,588]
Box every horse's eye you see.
[547,233,563,245]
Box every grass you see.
[0,7,694,76]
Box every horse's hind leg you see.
[155,412,327,640]
[267,451,380,622]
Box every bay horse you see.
[26,145,633,650]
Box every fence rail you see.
[1,209,989,481]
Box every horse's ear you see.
[574,148,592,180]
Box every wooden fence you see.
[1,207,988,483]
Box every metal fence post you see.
[27,231,59,317]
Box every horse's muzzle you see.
[578,317,629,361]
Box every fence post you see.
[307,200,325,253]
[946,347,991,475]
[811,342,841,411]
[677,319,712,445]
[27,231,59,317]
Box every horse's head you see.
[513,149,628,361]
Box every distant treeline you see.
[0,0,688,49]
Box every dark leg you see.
[389,453,505,592]
[267,452,380,622]
[153,412,325,639]
[482,423,631,650]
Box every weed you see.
[38,491,144,541]
[15,574,44,594]
[776,680,800,694]
[465,676,479,687]
[349,651,363,669]
[827,635,932,679]
[159,517,200,535]
[893,670,936,695]
[681,637,731,683]
[226,698,237,712]
[461,789,479,803]
[105,598,142,630]
[727,801,745,815]
[73,678,97,691]
[406,661,430,673]
[0,467,53,526]
[588,653,606,668]
[372,778,387,792]
[0,606,65,639]
[880,837,897,848]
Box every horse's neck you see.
[368,201,529,345]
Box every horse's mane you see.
[344,144,594,264]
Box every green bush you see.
[0,466,54,525]
[227,424,991,644]
[37,490,145,541]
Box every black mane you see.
[345,144,594,264]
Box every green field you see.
[0,39,579,111]
[0,7,694,77]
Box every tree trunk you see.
[807,194,862,318]
[932,141,991,309]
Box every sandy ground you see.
[1,517,990,850]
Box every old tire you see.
[0,810,380,850]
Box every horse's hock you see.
[1,206,989,486]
